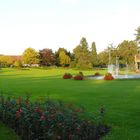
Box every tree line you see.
[0,26,140,69]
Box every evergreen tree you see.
[73,37,92,69]
[91,42,98,67]
[135,26,140,45]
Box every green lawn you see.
[0,68,140,140]
[0,122,19,140]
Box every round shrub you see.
[63,73,72,79]
[79,71,84,77]
[104,73,114,80]
[94,72,100,76]
[74,74,83,80]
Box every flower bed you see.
[74,75,83,80]
[104,73,114,80]
[74,72,84,80]
[0,95,110,140]
[63,73,72,79]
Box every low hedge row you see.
[0,95,110,140]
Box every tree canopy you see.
[135,26,140,45]
[73,37,92,69]
[39,48,55,66]
[91,42,98,66]
[22,48,39,65]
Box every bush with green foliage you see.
[0,95,110,140]
[74,72,84,80]
[94,72,100,76]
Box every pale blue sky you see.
[0,0,140,55]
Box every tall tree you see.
[39,48,55,66]
[0,55,14,67]
[22,48,39,65]
[73,37,92,69]
[135,26,140,45]
[98,51,109,67]
[54,48,66,66]
[91,42,98,67]
[54,48,70,66]
[59,51,71,66]
[117,40,138,66]
[97,44,118,67]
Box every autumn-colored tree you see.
[22,48,39,65]
[54,48,71,66]
[59,51,71,66]
[0,55,14,67]
[39,48,55,66]
[13,60,22,67]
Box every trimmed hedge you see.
[104,73,114,80]
[63,73,72,79]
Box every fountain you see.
[88,48,140,80]
[125,63,128,78]
[115,57,119,76]
[108,64,114,75]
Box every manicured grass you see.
[0,68,140,140]
[0,122,20,140]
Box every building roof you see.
[4,55,22,61]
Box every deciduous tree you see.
[117,40,138,66]
[22,48,39,65]
[39,48,55,66]
[59,51,71,66]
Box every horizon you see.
[0,0,140,55]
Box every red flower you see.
[75,108,81,113]
[74,75,83,80]
[19,109,23,113]
[16,109,23,119]
[40,114,45,121]
[104,73,114,80]
[76,127,81,131]
[34,107,42,113]
[63,73,72,79]
[26,100,29,106]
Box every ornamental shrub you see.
[94,72,100,76]
[63,73,72,79]
[0,95,110,140]
[74,72,84,80]
[79,71,84,77]
[104,73,114,80]
[74,75,83,80]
